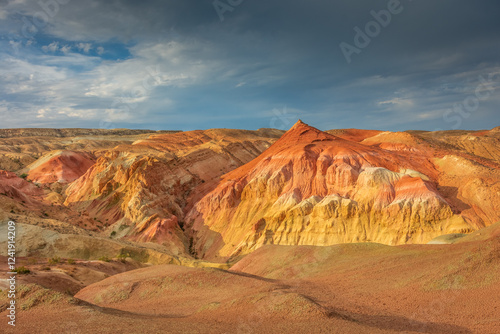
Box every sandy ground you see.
[1,229,498,333]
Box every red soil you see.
[27,151,95,184]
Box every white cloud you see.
[36,108,46,118]
[96,46,104,55]
[416,111,442,120]
[60,45,72,54]
[42,42,59,53]
[0,57,68,93]
[9,40,21,51]
[77,43,92,53]
[0,38,222,127]
[378,97,415,109]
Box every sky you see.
[0,0,499,132]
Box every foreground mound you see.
[75,264,330,320]
[229,228,500,333]
[5,232,497,333]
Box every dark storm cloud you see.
[0,0,499,130]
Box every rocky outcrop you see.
[63,129,283,256]
[185,121,490,261]
[24,151,96,184]
[1,124,499,263]
[0,170,44,201]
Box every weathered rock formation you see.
[63,129,283,255]
[0,170,44,201]
[1,124,499,262]
[24,150,96,184]
[185,121,499,261]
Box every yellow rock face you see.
[2,124,499,264]
[63,129,283,256]
[186,122,498,261]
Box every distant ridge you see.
[0,128,182,138]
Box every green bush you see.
[116,252,130,263]
[13,266,30,274]
[98,256,111,262]
[48,257,61,265]
[67,258,75,265]
[20,173,28,179]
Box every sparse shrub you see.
[116,253,130,263]
[13,266,30,274]
[98,256,111,262]
[119,224,130,231]
[67,258,75,265]
[110,231,117,237]
[48,257,61,265]
[41,266,51,271]
[19,287,63,311]
[20,173,28,179]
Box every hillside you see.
[185,121,500,261]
